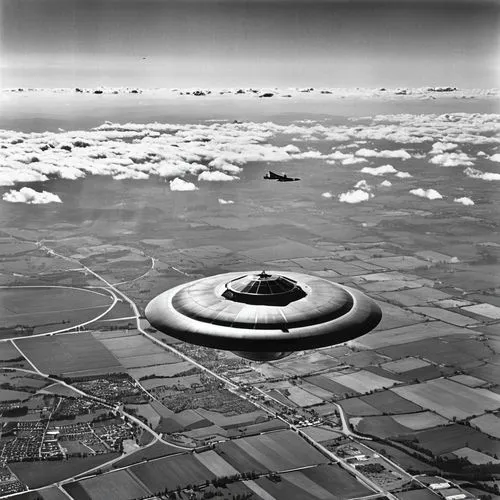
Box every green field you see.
[65,469,150,500]
[255,464,372,500]
[392,378,500,420]
[354,415,414,438]
[0,287,113,338]
[333,370,399,394]
[16,332,123,377]
[402,424,500,456]
[340,398,382,416]
[360,390,423,414]
[10,453,119,488]
[216,430,328,473]
[129,453,215,492]
[392,411,448,430]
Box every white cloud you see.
[380,180,392,187]
[355,148,411,160]
[321,192,333,198]
[410,188,443,200]
[360,164,397,176]
[342,156,367,165]
[489,153,500,162]
[464,167,500,181]
[395,171,412,178]
[430,142,457,154]
[354,179,372,191]
[169,178,198,191]
[429,152,474,167]
[218,198,234,204]
[338,189,373,204]
[198,171,238,182]
[2,187,62,204]
[113,170,149,180]
[454,197,474,206]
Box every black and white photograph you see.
[0,0,499,498]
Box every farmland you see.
[353,415,413,438]
[392,411,448,430]
[332,370,399,394]
[400,424,500,456]
[360,390,423,414]
[65,469,150,500]
[392,378,500,420]
[15,333,123,377]
[470,413,500,439]
[0,286,113,338]
[10,454,119,488]
[382,357,431,374]
[255,463,372,500]
[129,453,215,492]
[216,430,329,473]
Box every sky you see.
[1,0,499,89]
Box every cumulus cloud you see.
[454,197,474,206]
[380,180,392,187]
[355,148,411,160]
[198,171,238,182]
[342,156,367,165]
[169,178,198,191]
[360,164,397,176]
[218,198,234,204]
[464,167,500,181]
[395,171,412,178]
[2,187,62,204]
[410,188,443,200]
[321,192,333,198]
[354,179,372,191]
[430,142,457,154]
[338,189,373,204]
[429,152,474,167]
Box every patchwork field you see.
[403,424,500,456]
[392,378,500,420]
[216,430,328,474]
[332,370,399,394]
[194,450,240,477]
[255,463,372,500]
[16,332,123,377]
[304,375,354,398]
[358,322,476,350]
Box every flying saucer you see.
[145,270,382,361]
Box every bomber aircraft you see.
[263,170,300,182]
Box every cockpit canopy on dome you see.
[222,271,307,305]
